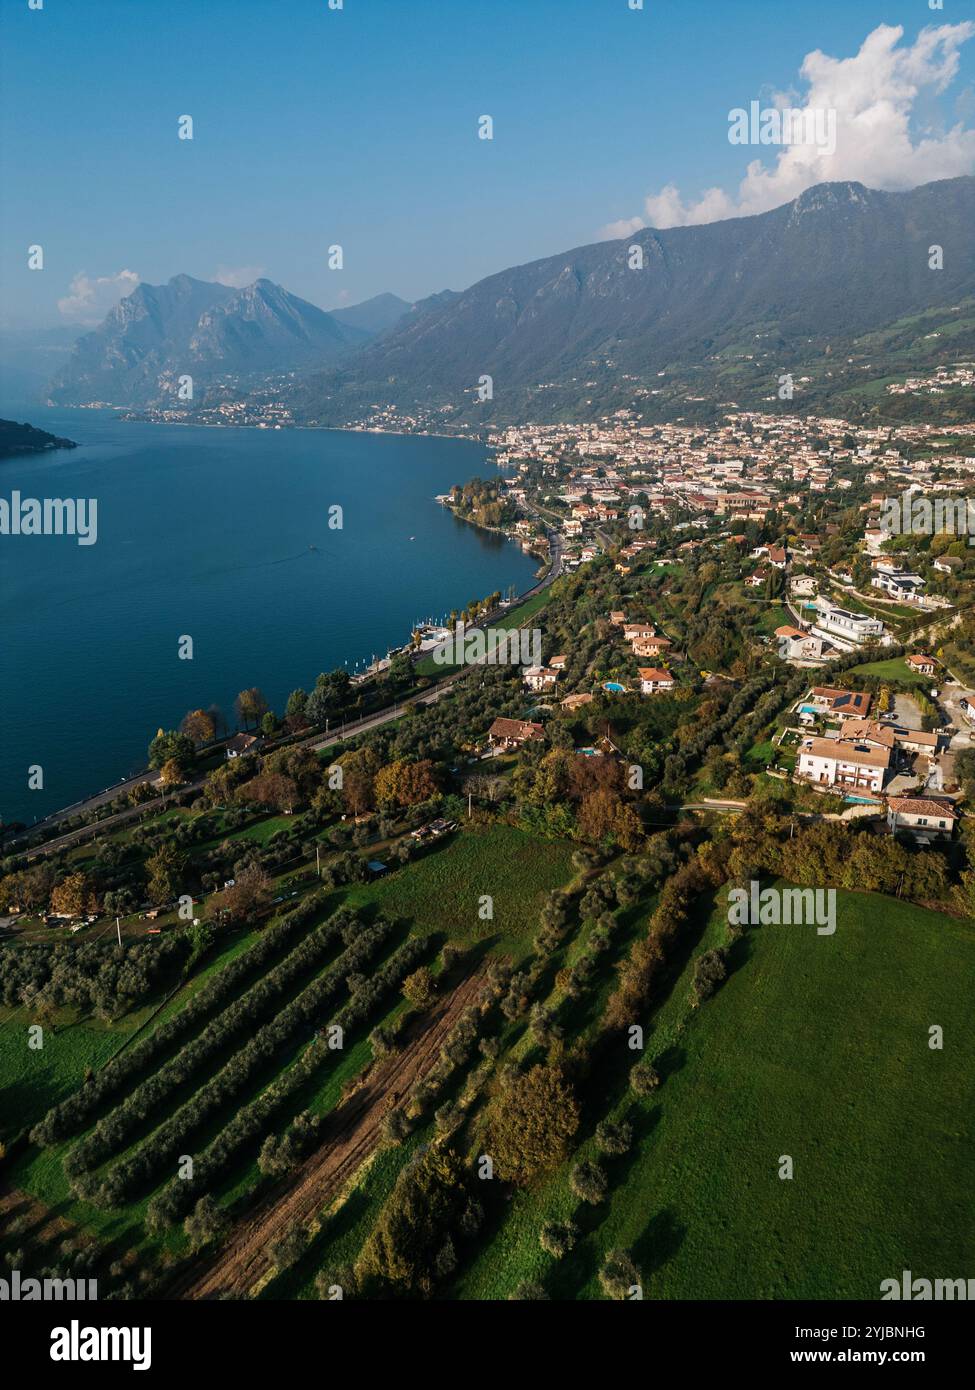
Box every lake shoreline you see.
[1,415,536,825]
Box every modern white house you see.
[811,597,888,648]
[796,737,891,793]
[871,562,926,604]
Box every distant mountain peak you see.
[47,276,402,406]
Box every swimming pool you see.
[603,681,627,693]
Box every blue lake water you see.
[0,409,538,825]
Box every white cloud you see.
[214,264,265,288]
[601,22,975,235]
[57,269,140,322]
[600,214,648,240]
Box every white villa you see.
[638,667,676,696]
[796,736,891,793]
[811,597,888,648]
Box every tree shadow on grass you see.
[654,1043,687,1084]
[632,1207,686,1279]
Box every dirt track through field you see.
[174,969,486,1300]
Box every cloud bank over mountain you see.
[602,22,975,236]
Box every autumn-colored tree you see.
[146,840,187,906]
[234,687,269,730]
[577,789,643,851]
[180,708,216,745]
[207,863,271,927]
[401,966,436,1011]
[339,745,382,815]
[0,862,57,912]
[374,758,439,809]
[159,758,185,789]
[567,752,625,802]
[238,771,299,814]
[484,1062,580,1186]
[50,872,95,918]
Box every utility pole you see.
[116,916,122,949]
[468,791,472,820]
[316,845,321,879]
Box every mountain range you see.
[45,279,411,406]
[40,176,975,422]
[291,176,975,425]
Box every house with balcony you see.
[796,737,891,793]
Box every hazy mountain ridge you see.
[46,278,411,406]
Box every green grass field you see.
[345,823,576,956]
[455,884,975,1299]
[0,1013,135,1145]
[845,657,930,686]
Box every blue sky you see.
[2,0,973,327]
